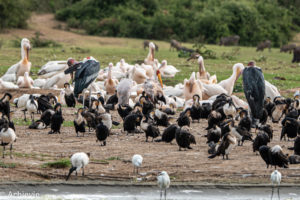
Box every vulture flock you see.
[0,38,300,198]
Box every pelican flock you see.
[1,38,299,199]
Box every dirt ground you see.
[0,89,300,185]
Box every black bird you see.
[207,110,224,130]
[257,124,273,140]
[40,109,55,128]
[201,103,212,119]
[117,104,133,120]
[96,119,109,146]
[37,94,54,113]
[212,93,230,110]
[160,124,178,144]
[243,61,265,126]
[253,131,270,153]
[0,116,15,131]
[82,109,97,132]
[177,108,191,127]
[105,94,118,111]
[48,103,64,134]
[280,117,299,141]
[208,132,237,160]
[140,95,154,117]
[264,97,275,117]
[64,57,100,108]
[175,127,196,151]
[159,104,175,115]
[145,123,160,142]
[29,120,46,129]
[97,92,105,106]
[289,155,300,164]
[74,108,86,137]
[64,83,76,107]
[259,108,268,125]
[259,145,288,169]
[294,137,300,155]
[190,94,201,122]
[205,125,221,144]
[154,109,170,127]
[123,112,142,134]
[238,109,251,132]
[226,119,252,146]
[0,93,12,121]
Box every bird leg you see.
[226,155,229,160]
[82,167,84,176]
[271,186,274,200]
[137,167,139,175]
[23,110,27,121]
[2,146,5,158]
[160,190,162,200]
[10,144,13,159]
[89,87,92,110]
[164,189,167,200]
[133,166,135,175]
[277,187,280,200]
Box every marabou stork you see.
[64,57,100,108]
[243,61,265,126]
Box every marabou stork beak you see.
[157,70,163,88]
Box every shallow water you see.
[0,185,299,200]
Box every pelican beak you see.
[157,71,163,88]
[26,46,30,60]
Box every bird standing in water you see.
[270,170,281,200]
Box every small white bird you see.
[0,122,17,159]
[132,154,143,174]
[66,152,90,181]
[157,171,170,200]
[25,95,38,121]
[270,170,281,200]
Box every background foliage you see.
[1,0,300,47]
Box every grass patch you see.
[13,119,31,126]
[90,159,109,164]
[42,159,71,169]
[112,124,121,129]
[63,120,74,127]
[0,161,16,168]
[106,156,120,161]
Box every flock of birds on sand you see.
[0,38,300,199]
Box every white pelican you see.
[1,38,31,82]
[159,60,179,78]
[183,72,202,101]
[104,63,119,95]
[197,56,210,80]
[270,170,281,200]
[265,80,280,100]
[127,65,148,84]
[38,60,68,76]
[43,72,71,89]
[141,63,154,79]
[33,78,47,88]
[0,79,18,89]
[17,72,34,88]
[144,42,155,65]
[218,63,244,95]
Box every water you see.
[0,184,299,200]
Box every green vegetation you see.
[106,156,120,161]
[1,0,300,46]
[42,159,71,169]
[53,0,300,46]
[0,161,16,168]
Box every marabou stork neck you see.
[242,61,265,126]
[64,57,100,108]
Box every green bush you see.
[0,0,30,29]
